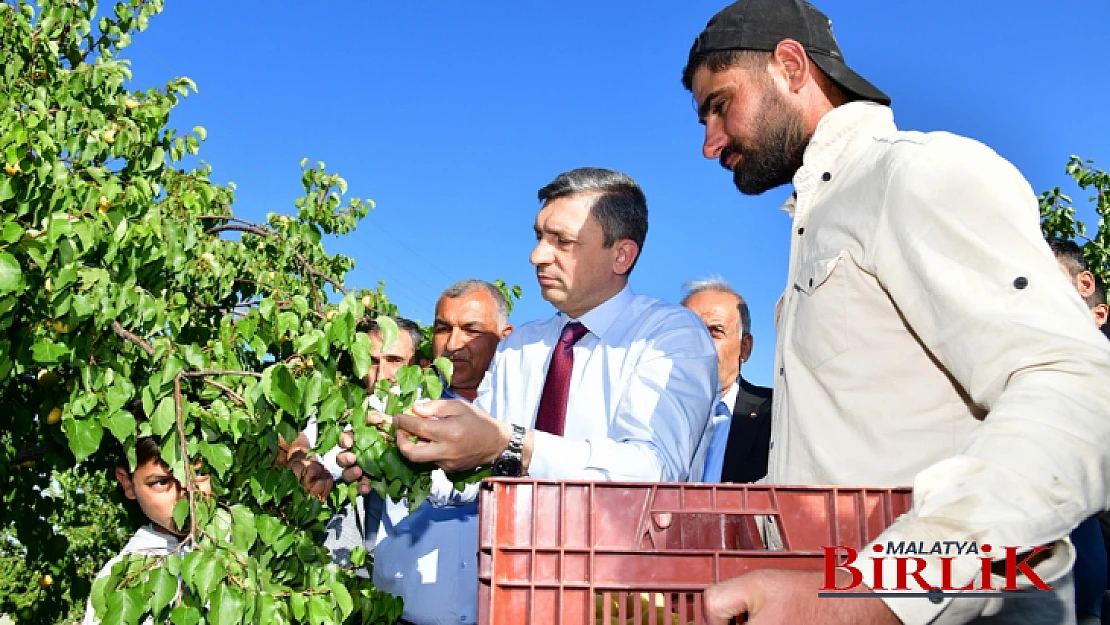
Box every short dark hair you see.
[681,49,770,92]
[537,167,648,274]
[358,315,423,358]
[1047,237,1107,308]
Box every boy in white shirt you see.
[83,435,212,625]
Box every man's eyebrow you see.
[697,88,727,122]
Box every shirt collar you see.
[780,101,895,219]
[720,376,741,410]
[562,284,634,340]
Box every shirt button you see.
[779,367,784,375]
[797,227,805,235]
[821,172,832,182]
[1013,276,1029,290]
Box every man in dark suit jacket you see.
[682,279,772,483]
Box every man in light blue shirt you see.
[343,168,717,624]
[392,167,717,488]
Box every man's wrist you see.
[489,421,514,465]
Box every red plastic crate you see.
[478,479,912,625]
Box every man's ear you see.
[115,467,137,500]
[772,39,809,91]
[1093,303,1108,329]
[613,240,640,276]
[499,324,514,340]
[740,334,754,364]
[1076,270,1097,300]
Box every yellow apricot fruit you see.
[39,575,53,587]
[36,370,60,389]
[47,407,62,425]
[125,98,140,109]
[4,162,20,175]
[103,129,116,144]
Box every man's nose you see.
[445,327,467,353]
[530,240,552,266]
[703,119,728,160]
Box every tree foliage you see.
[0,1,483,623]
[1040,156,1110,284]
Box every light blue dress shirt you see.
[394,287,718,623]
[474,285,718,481]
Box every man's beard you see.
[720,88,809,196]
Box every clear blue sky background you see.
[122,1,1109,387]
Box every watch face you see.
[493,457,522,477]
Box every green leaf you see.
[150,566,179,616]
[432,356,454,385]
[423,369,443,400]
[104,586,143,625]
[351,331,373,381]
[65,417,105,462]
[230,505,257,550]
[103,409,137,443]
[191,553,225,598]
[0,251,21,294]
[307,594,334,625]
[376,314,398,350]
[329,581,354,619]
[302,370,324,415]
[263,364,300,417]
[349,545,367,568]
[170,606,202,625]
[396,364,420,396]
[150,396,176,437]
[172,498,190,533]
[199,440,234,477]
[256,513,283,547]
[31,339,70,364]
[0,221,21,244]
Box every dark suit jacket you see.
[719,376,773,484]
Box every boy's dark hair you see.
[107,402,163,471]
[1047,236,1107,308]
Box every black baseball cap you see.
[686,0,890,105]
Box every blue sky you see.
[123,1,1110,386]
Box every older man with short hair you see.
[682,278,771,483]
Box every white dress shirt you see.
[476,284,719,482]
[368,386,479,625]
[770,101,1110,625]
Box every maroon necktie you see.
[534,321,589,436]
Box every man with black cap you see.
[682,2,1110,625]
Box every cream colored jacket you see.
[770,101,1110,624]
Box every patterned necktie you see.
[534,321,589,436]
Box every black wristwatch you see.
[492,425,526,477]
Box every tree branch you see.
[201,378,244,406]
[173,374,198,542]
[205,224,268,237]
[295,251,347,295]
[182,370,262,379]
[111,321,154,356]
